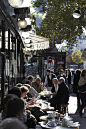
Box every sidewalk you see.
[68,93,86,129]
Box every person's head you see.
[67,69,71,73]
[16,83,23,87]
[22,79,28,84]
[27,75,34,82]
[20,86,29,98]
[8,87,22,98]
[2,94,18,114]
[7,98,24,120]
[0,118,28,129]
[59,69,64,75]
[25,80,32,86]
[53,78,58,85]
[36,77,41,85]
[46,69,50,75]
[81,69,86,77]
[24,84,31,90]
[75,69,81,74]
[51,70,54,74]
[59,77,65,84]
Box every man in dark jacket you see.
[50,77,69,112]
[44,69,56,91]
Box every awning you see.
[23,33,49,50]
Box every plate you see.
[47,121,57,127]
[47,111,56,114]
[39,121,61,129]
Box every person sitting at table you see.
[20,85,45,122]
[24,84,39,98]
[0,94,18,122]
[0,118,28,129]
[27,75,34,83]
[32,77,44,93]
[20,85,34,107]
[8,86,22,98]
[49,77,69,112]
[51,78,59,95]
[7,98,24,120]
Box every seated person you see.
[0,118,28,129]
[20,85,45,122]
[32,77,43,93]
[8,86,22,98]
[49,77,69,112]
[7,98,24,120]
[16,83,23,87]
[0,94,18,122]
[27,75,34,83]
[51,78,59,95]
[24,84,39,98]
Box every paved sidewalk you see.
[68,93,86,129]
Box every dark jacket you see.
[54,82,69,104]
[73,73,80,93]
[47,73,56,87]
[32,82,41,93]
[67,73,71,84]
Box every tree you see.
[72,49,83,64]
[33,0,86,47]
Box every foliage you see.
[72,49,83,64]
[33,0,86,47]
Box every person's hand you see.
[26,105,33,110]
[30,114,36,121]
[39,83,44,91]
[53,92,56,96]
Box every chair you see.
[60,103,69,114]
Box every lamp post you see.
[73,9,81,18]
[17,19,27,28]
[73,7,86,19]
[8,0,24,7]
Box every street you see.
[68,93,86,129]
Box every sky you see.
[19,0,35,13]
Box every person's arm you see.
[44,76,48,86]
[51,85,55,93]
[39,83,44,91]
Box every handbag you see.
[78,84,86,92]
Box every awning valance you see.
[24,33,49,50]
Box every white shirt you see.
[54,84,59,93]
[44,74,52,86]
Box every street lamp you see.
[17,19,27,28]
[8,0,24,7]
[73,8,81,18]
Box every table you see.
[41,106,54,111]
[39,91,53,97]
[39,114,80,129]
[39,121,79,129]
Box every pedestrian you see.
[44,69,56,91]
[78,69,86,117]
[73,69,81,110]
[67,69,72,93]
[57,69,67,84]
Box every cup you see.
[48,113,52,118]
